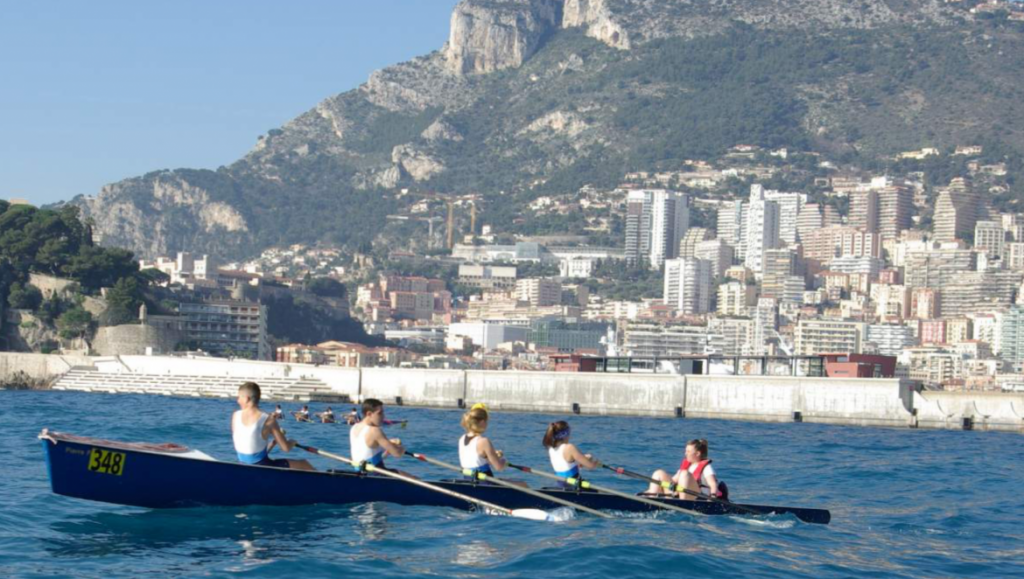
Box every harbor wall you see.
[2,352,1022,433]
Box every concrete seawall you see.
[3,353,1022,433]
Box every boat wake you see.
[728,515,797,530]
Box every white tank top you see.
[459,434,490,470]
[233,410,269,464]
[350,423,384,466]
[548,444,578,476]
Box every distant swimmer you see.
[646,438,728,501]
[293,405,312,423]
[543,420,601,487]
[232,382,314,471]
[457,403,510,481]
[317,407,336,424]
[349,398,407,474]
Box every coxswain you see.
[349,398,406,473]
[457,403,509,481]
[647,438,727,500]
[543,420,601,487]
[232,382,314,471]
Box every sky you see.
[0,1,460,206]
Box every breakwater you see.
[3,353,1022,433]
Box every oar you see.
[506,463,701,517]
[406,451,612,519]
[602,464,760,516]
[295,444,551,521]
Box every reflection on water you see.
[352,502,392,543]
[44,505,355,559]
[453,539,502,567]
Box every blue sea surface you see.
[1,390,1022,578]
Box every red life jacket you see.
[679,458,713,488]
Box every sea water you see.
[1,390,1021,578]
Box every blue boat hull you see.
[40,431,830,524]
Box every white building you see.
[625,189,690,269]
[763,190,806,246]
[694,238,735,279]
[867,324,917,356]
[663,258,713,315]
[743,185,780,275]
[448,322,530,351]
[717,281,757,317]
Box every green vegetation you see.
[581,260,664,301]
[0,204,141,304]
[263,292,385,348]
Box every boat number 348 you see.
[87,448,126,476]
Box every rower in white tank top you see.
[548,443,580,478]
[232,410,270,464]
[350,422,385,469]
[459,434,492,476]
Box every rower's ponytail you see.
[543,421,570,449]
[461,406,489,434]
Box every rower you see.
[273,404,284,420]
[457,403,510,481]
[543,420,601,487]
[294,405,311,422]
[345,408,360,426]
[318,407,335,423]
[349,398,406,473]
[232,382,315,471]
[647,438,727,500]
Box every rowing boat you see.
[39,430,830,525]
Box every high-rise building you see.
[752,298,778,355]
[622,321,711,357]
[911,288,941,320]
[904,247,976,288]
[938,271,1022,317]
[708,317,755,357]
[763,190,806,246]
[717,281,757,317]
[998,306,1024,368]
[850,190,879,233]
[934,178,981,242]
[975,220,1006,261]
[678,227,712,258]
[624,189,690,268]
[694,238,735,279]
[866,324,917,356]
[663,258,713,314]
[795,319,867,355]
[870,283,910,321]
[179,300,270,360]
[743,185,780,275]
[876,180,913,241]
[796,203,824,244]
[515,278,562,307]
[717,200,746,256]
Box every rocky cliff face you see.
[74,0,1019,261]
[445,0,564,74]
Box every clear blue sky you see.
[0,1,459,206]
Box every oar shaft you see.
[508,463,699,516]
[297,444,514,515]
[409,452,611,519]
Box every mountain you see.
[74,0,1024,260]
